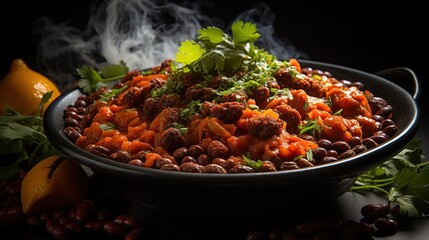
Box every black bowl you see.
[43,60,420,218]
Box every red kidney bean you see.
[104,221,128,237]
[114,215,140,229]
[361,203,390,219]
[84,220,105,232]
[125,228,144,240]
[295,218,328,236]
[45,219,69,240]
[59,216,83,234]
[371,114,384,122]
[313,230,336,240]
[374,217,398,237]
[52,209,66,220]
[26,215,43,227]
[346,220,375,238]
[370,134,388,144]
[64,127,81,142]
[75,199,94,222]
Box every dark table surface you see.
[1,1,427,239]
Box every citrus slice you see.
[0,59,61,115]
[20,155,89,214]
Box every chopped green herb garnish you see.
[298,119,321,136]
[99,84,128,102]
[243,153,263,171]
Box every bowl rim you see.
[43,59,420,186]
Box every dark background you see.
[1,1,426,85]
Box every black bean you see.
[332,141,351,153]
[381,119,395,129]
[317,139,333,150]
[352,144,367,154]
[376,105,393,119]
[74,99,88,108]
[370,134,388,144]
[326,150,338,158]
[362,138,378,149]
[312,147,327,161]
[319,156,338,165]
[125,228,144,240]
[64,127,81,142]
[64,117,79,127]
[338,150,355,159]
[348,136,362,148]
[383,125,398,137]
[76,106,88,115]
[371,114,384,122]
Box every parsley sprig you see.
[77,60,129,94]
[0,92,59,180]
[350,138,429,218]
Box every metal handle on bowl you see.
[374,67,420,100]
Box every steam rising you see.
[34,0,305,91]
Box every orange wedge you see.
[20,156,89,214]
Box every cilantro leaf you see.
[198,26,224,44]
[231,20,260,45]
[175,40,206,66]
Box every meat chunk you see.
[206,102,245,124]
[275,104,302,134]
[275,68,325,98]
[248,115,283,140]
[158,127,187,154]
